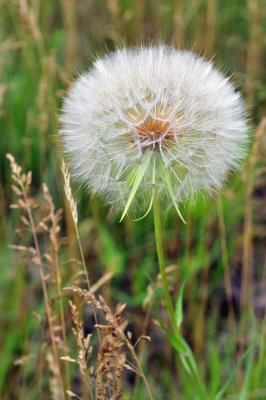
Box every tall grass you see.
[1,0,266,399]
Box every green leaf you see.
[164,168,186,224]
[157,314,206,399]
[157,314,189,354]
[239,348,254,400]
[215,336,258,400]
[134,186,155,221]
[119,152,152,222]
[175,279,187,329]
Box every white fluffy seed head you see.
[60,46,248,216]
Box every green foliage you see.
[1,0,266,399]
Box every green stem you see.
[153,195,207,400]
[153,195,178,335]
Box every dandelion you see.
[59,46,248,397]
[60,45,248,220]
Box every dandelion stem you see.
[153,195,207,400]
[153,195,177,333]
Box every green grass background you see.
[1,0,266,399]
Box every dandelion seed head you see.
[60,46,248,216]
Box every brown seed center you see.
[134,117,174,146]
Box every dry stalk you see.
[246,0,264,105]
[42,183,71,389]
[172,0,184,47]
[61,160,152,398]
[7,153,66,399]
[205,0,217,56]
[241,118,266,313]
[18,0,45,57]
[61,159,99,331]
[60,0,79,71]
[65,286,154,400]
[7,153,153,399]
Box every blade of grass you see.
[215,336,258,400]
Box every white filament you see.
[60,46,248,214]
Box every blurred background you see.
[1,0,266,399]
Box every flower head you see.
[60,46,248,218]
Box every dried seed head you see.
[60,46,248,217]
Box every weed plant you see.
[1,1,266,399]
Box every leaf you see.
[157,314,206,399]
[175,279,187,329]
[120,152,152,222]
[134,186,155,221]
[157,315,188,354]
[214,336,258,400]
[164,168,186,224]
[239,348,254,400]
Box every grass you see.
[1,0,266,399]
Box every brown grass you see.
[7,153,153,400]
